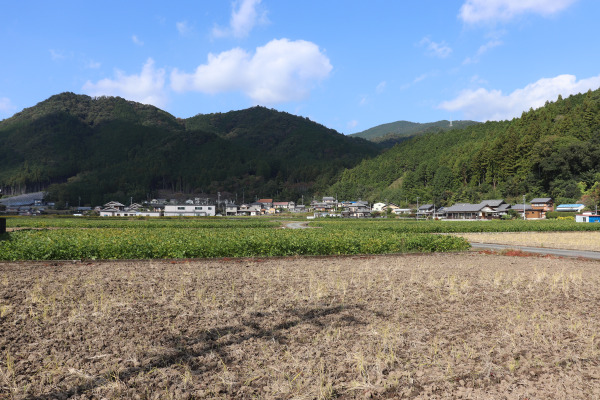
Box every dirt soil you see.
[1,253,600,399]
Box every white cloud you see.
[171,38,332,104]
[49,49,65,61]
[413,74,428,84]
[463,39,503,64]
[0,97,17,116]
[347,120,358,130]
[376,81,387,94]
[213,0,268,38]
[86,59,101,69]
[439,74,600,121]
[132,35,144,46]
[419,37,452,58]
[176,21,192,36]
[82,58,168,108]
[459,0,578,24]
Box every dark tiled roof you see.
[496,204,511,212]
[530,198,552,203]
[444,203,485,213]
[511,204,533,211]
[481,199,504,207]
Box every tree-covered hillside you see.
[330,89,600,206]
[350,119,480,147]
[0,93,378,206]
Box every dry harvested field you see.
[1,253,600,399]
[459,231,600,252]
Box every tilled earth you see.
[1,252,600,399]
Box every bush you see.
[546,211,577,219]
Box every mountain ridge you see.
[0,93,379,205]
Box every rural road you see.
[470,242,600,260]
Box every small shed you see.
[576,214,600,223]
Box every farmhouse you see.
[257,199,273,208]
[238,204,263,216]
[417,204,435,218]
[163,204,215,217]
[99,208,137,217]
[576,214,600,223]
[103,201,126,210]
[341,201,371,218]
[557,204,585,212]
[530,198,554,218]
[511,204,537,219]
[443,203,493,220]
[225,204,239,216]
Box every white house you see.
[557,204,585,212]
[372,202,387,212]
[164,204,215,217]
[99,208,137,217]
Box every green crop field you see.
[0,217,470,261]
[3,216,598,262]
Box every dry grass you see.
[459,231,600,251]
[1,253,600,399]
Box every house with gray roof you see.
[443,199,511,220]
[443,203,492,220]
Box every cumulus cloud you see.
[419,37,452,58]
[213,0,268,38]
[171,38,332,104]
[0,97,17,116]
[438,74,600,121]
[459,0,578,24]
[82,58,168,108]
[132,35,144,46]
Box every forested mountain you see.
[350,119,480,147]
[0,93,378,206]
[330,89,600,207]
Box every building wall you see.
[164,205,215,217]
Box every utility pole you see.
[523,195,526,220]
[218,192,221,214]
[416,197,420,220]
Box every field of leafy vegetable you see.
[0,222,468,261]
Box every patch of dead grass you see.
[460,231,600,252]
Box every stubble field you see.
[460,231,600,252]
[2,252,600,399]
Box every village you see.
[2,192,597,221]
[98,197,587,220]
[0,192,593,220]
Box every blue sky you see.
[1,0,599,134]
